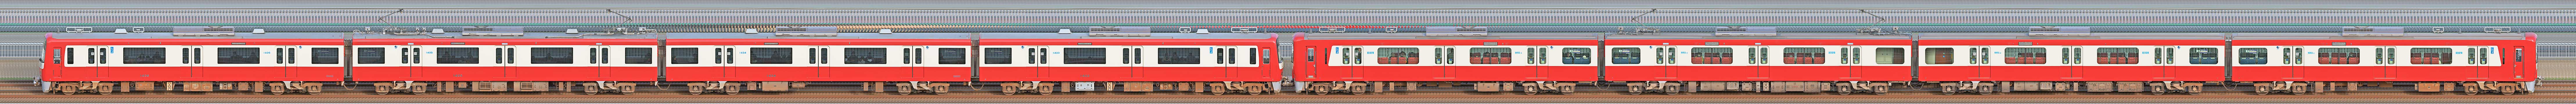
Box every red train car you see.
[661,27,975,95]
[1293,27,1599,95]
[975,28,1281,95]
[42,27,343,94]
[346,26,658,94]
[2229,28,2539,95]
[1916,30,2228,95]
[1602,30,1913,95]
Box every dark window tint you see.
[123,48,167,64]
[1158,48,1201,64]
[625,48,652,64]
[1783,48,1827,64]
[1065,48,1107,64]
[2238,48,2267,65]
[1689,48,1733,64]
[2189,48,2219,64]
[1377,48,1420,64]
[985,48,1012,64]
[845,48,887,64]
[216,48,260,64]
[2097,48,2140,64]
[1609,48,1641,64]
[436,48,478,64]
[1562,48,1592,64]
[1467,48,1511,64]
[670,48,698,64]
[2005,48,2047,64]
[749,48,793,64]
[2318,48,2360,64]
[937,48,966,64]
[312,48,339,64]
[530,48,574,64]
[356,48,385,64]
[1925,48,1954,64]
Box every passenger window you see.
[985,48,1012,64]
[2410,48,2452,64]
[1924,48,1954,64]
[2096,48,2139,64]
[1875,48,1905,64]
[2004,48,2046,64]
[1689,48,1733,64]
[436,48,479,64]
[1157,48,1201,64]
[2238,48,2267,65]
[356,48,384,64]
[2189,48,2218,64]
[1562,48,1592,64]
[669,48,699,64]
[312,48,339,64]
[1609,48,1641,64]
[747,48,793,64]
[215,48,260,64]
[624,48,652,64]
[937,48,967,64]
[1378,48,1421,64]
[123,48,168,64]
[2317,48,2360,64]
[844,48,887,64]
[530,48,575,64]
[1467,48,1511,64]
[1065,48,1107,64]
[1782,48,1826,64]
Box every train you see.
[39,26,2539,95]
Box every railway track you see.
[0,92,2572,103]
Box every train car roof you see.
[1605,32,1911,40]
[352,32,654,39]
[977,32,1273,39]
[1301,32,1599,40]
[1916,32,2226,40]
[664,32,971,39]
[49,32,346,39]
[2231,32,2528,40]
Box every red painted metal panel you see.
[44,35,348,81]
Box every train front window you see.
[2411,48,2452,64]
[1377,48,1420,64]
[215,48,260,64]
[1782,48,1826,64]
[1468,48,1511,64]
[2318,48,2360,64]
[1158,48,1201,64]
[2096,48,2139,64]
[123,48,167,64]
[2004,48,2046,64]
[1064,48,1107,64]
[2238,48,2267,65]
[1690,48,1733,64]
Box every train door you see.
[83,46,106,77]
[1337,46,1365,78]
[1434,46,1458,78]
[400,45,422,78]
[715,45,738,78]
[2469,46,2491,78]
[1124,46,1145,78]
[1968,46,1990,78]
[594,45,615,78]
[2061,46,2081,78]
[183,45,204,78]
[2512,46,2526,79]
[807,46,829,78]
[2376,46,2397,78]
[1842,46,1863,78]
[1025,46,1049,79]
[1654,46,1678,78]
[904,46,928,78]
[2298,45,2318,78]
[1748,46,1770,78]
[1526,46,1552,78]
[497,45,519,78]
[278,45,300,78]
[1218,46,1241,78]
[2156,46,2178,78]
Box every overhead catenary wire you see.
[376,9,403,28]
